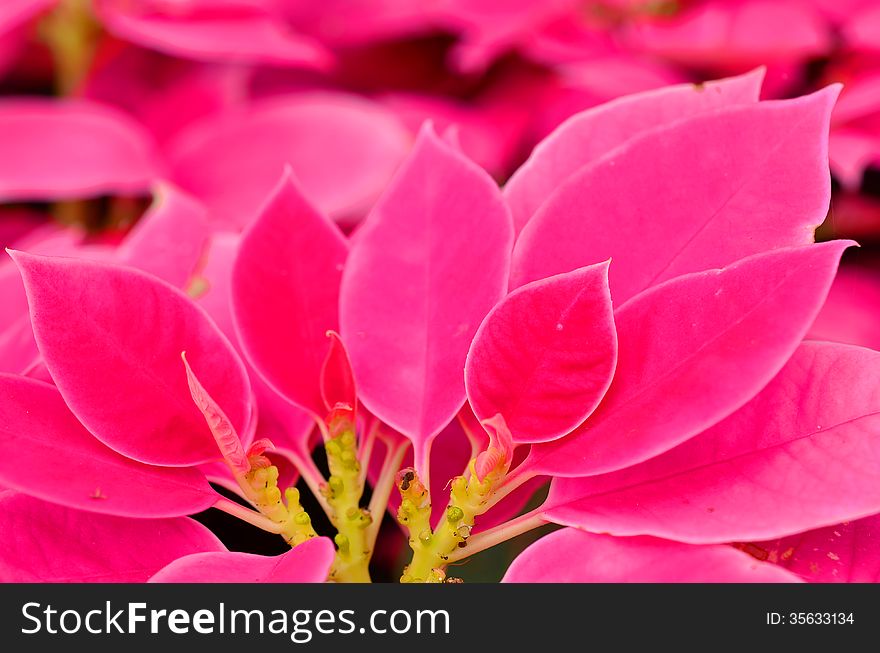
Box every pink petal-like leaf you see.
[473,414,514,482]
[504,69,764,234]
[0,493,226,582]
[525,241,851,478]
[10,250,252,467]
[748,515,880,583]
[0,263,33,372]
[1,227,94,374]
[545,341,880,543]
[0,99,161,201]
[168,93,411,229]
[466,262,616,443]
[503,529,801,583]
[233,171,348,420]
[340,124,513,469]
[320,330,357,414]
[95,0,331,68]
[116,184,209,289]
[0,375,218,517]
[511,87,840,303]
[149,536,335,583]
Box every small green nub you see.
[334,533,350,553]
[326,440,342,457]
[358,509,373,528]
[294,512,311,526]
[340,450,358,470]
[328,476,344,496]
[340,431,356,448]
[400,498,416,515]
[446,506,465,524]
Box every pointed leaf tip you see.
[182,351,249,475]
[233,172,348,421]
[320,330,357,417]
[340,113,512,464]
[512,90,843,302]
[0,493,226,582]
[503,69,766,234]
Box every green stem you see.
[324,422,373,583]
[213,496,283,534]
[398,462,502,583]
[237,464,319,547]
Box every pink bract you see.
[115,185,209,289]
[9,250,253,467]
[545,342,880,543]
[523,241,850,478]
[339,124,513,472]
[465,262,617,443]
[749,514,880,583]
[148,537,336,583]
[0,99,162,202]
[512,87,839,302]
[233,172,348,421]
[0,492,225,582]
[1,38,878,585]
[503,68,764,234]
[503,528,802,583]
[0,374,218,517]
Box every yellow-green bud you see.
[446,506,465,524]
[328,476,344,496]
[294,512,311,526]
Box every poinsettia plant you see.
[1,69,880,584]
